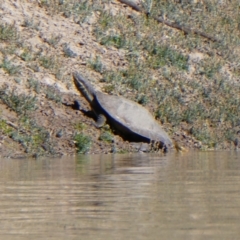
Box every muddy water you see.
[0,151,240,239]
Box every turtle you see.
[73,72,172,151]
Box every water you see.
[0,151,240,239]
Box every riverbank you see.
[0,1,239,158]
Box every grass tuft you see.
[99,130,113,143]
[0,86,37,115]
[74,133,92,154]
[0,23,18,41]
[0,58,21,75]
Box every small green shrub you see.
[99,131,113,143]
[102,70,123,83]
[155,103,182,125]
[100,34,126,49]
[89,56,104,73]
[45,34,62,47]
[74,122,86,131]
[0,119,14,135]
[74,133,92,154]
[62,1,92,23]
[0,116,55,157]
[224,129,236,142]
[0,58,21,75]
[182,103,206,124]
[0,44,18,55]
[11,116,54,156]
[39,55,56,69]
[28,79,41,93]
[137,94,148,105]
[197,61,221,78]
[45,86,61,103]
[190,125,216,148]
[0,23,18,41]
[145,44,188,70]
[121,65,148,91]
[38,55,63,80]
[22,18,40,30]
[103,84,115,94]
[98,11,114,29]
[0,87,37,115]
[20,47,35,62]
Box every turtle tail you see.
[73,72,96,103]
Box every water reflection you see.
[0,151,240,239]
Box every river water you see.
[0,151,240,239]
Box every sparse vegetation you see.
[137,94,148,106]
[0,58,21,75]
[145,44,188,70]
[22,17,40,30]
[0,119,14,135]
[38,55,64,80]
[74,122,86,131]
[45,34,62,47]
[9,116,55,157]
[28,78,41,93]
[89,56,105,73]
[39,0,93,23]
[74,133,92,154]
[99,130,113,143]
[20,46,35,62]
[0,82,56,156]
[0,86,37,115]
[45,86,62,103]
[39,55,57,70]
[103,84,115,94]
[0,110,55,157]
[0,23,18,41]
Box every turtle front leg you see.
[74,100,82,110]
[94,114,107,128]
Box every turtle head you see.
[73,72,96,104]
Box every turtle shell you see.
[95,91,172,147]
